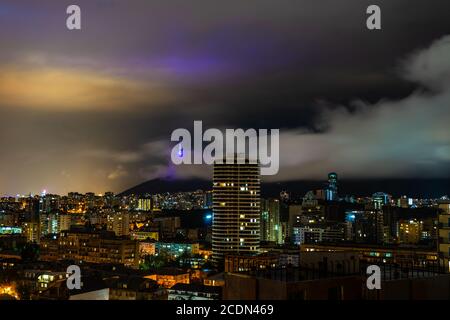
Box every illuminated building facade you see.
[224,254,278,273]
[137,198,152,211]
[288,205,302,239]
[130,230,159,241]
[22,221,40,243]
[145,269,190,288]
[292,226,323,245]
[348,210,384,244]
[138,241,156,256]
[438,201,450,272]
[107,212,130,237]
[40,229,139,267]
[325,172,338,201]
[39,213,59,236]
[212,157,261,265]
[58,214,72,232]
[372,192,390,210]
[398,219,423,244]
[260,198,282,244]
[155,241,200,258]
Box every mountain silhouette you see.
[120,177,449,198]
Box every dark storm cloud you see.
[0,0,449,194]
[133,36,450,183]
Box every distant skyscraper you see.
[212,156,260,265]
[302,191,319,207]
[372,192,390,210]
[326,172,338,201]
[260,198,282,244]
[398,195,412,208]
[288,205,302,239]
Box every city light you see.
[0,285,19,300]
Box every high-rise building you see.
[438,201,450,272]
[58,214,72,232]
[350,210,384,244]
[22,221,40,243]
[381,205,400,243]
[39,195,60,214]
[212,156,260,265]
[288,205,302,239]
[260,198,282,244]
[28,197,40,222]
[325,172,338,201]
[39,213,58,236]
[107,212,130,237]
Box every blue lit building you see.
[325,172,338,201]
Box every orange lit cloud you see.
[0,67,171,111]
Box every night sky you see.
[0,0,449,195]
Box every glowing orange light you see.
[0,284,19,300]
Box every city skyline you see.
[1,0,450,195]
[2,175,449,199]
[1,168,449,301]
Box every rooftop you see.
[169,283,221,294]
